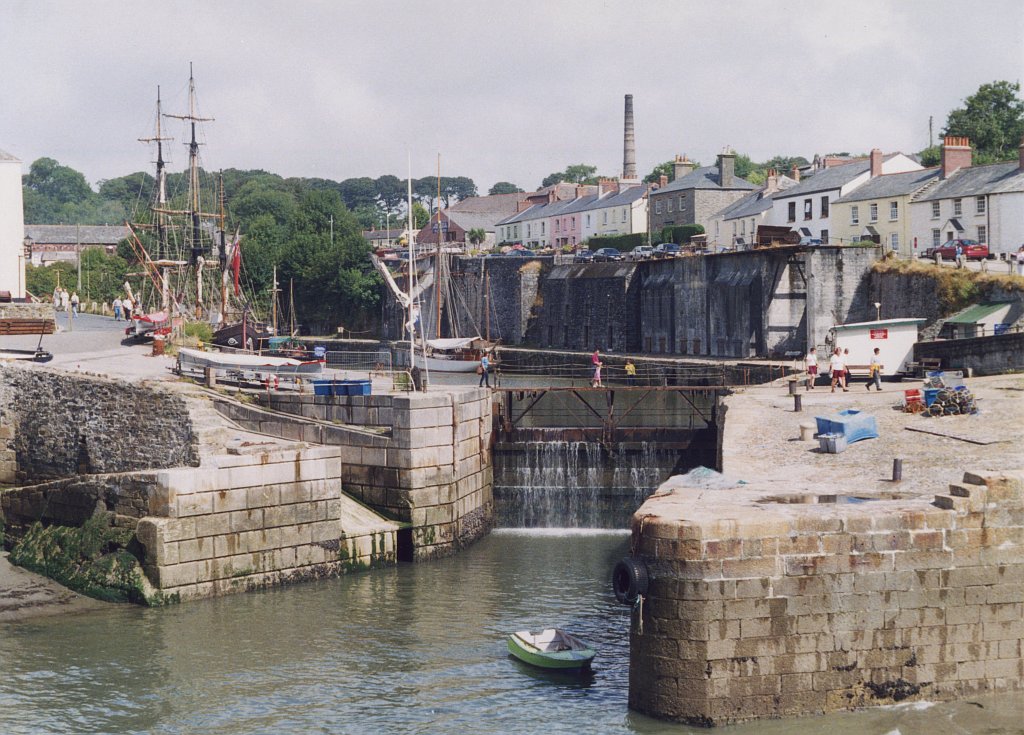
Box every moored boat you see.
[507,629,596,671]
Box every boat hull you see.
[507,630,596,671]
[177,347,325,376]
[412,354,481,373]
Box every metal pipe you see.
[892,458,903,482]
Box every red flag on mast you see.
[231,230,241,296]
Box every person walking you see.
[841,348,851,390]
[70,291,79,316]
[478,352,490,388]
[805,347,818,390]
[113,296,123,321]
[867,347,884,391]
[123,296,134,321]
[829,348,847,393]
[52,288,60,311]
[591,348,603,387]
[624,358,637,386]
[59,288,69,313]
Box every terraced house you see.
[648,151,757,235]
[908,136,1024,257]
[830,166,940,258]
[768,149,922,244]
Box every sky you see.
[1,0,1022,194]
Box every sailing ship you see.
[124,66,271,349]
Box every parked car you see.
[505,248,533,257]
[573,249,595,263]
[628,245,655,261]
[653,243,681,257]
[593,247,623,262]
[922,239,990,261]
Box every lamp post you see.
[21,236,33,299]
[874,301,881,321]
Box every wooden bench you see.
[0,319,56,336]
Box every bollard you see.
[892,458,903,482]
[793,394,802,412]
[788,380,799,395]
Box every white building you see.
[908,137,1024,257]
[769,152,922,243]
[0,147,25,298]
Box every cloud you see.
[1,0,1021,193]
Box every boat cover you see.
[426,336,481,350]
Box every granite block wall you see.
[627,470,1024,725]
[229,387,494,560]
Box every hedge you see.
[586,233,647,251]
[660,224,705,244]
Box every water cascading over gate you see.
[491,387,724,528]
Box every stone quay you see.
[625,374,1024,725]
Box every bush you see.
[587,233,646,251]
[661,224,705,244]
[184,321,214,344]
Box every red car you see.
[922,239,990,261]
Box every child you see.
[805,347,817,390]
[867,347,883,391]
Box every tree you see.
[467,228,486,245]
[540,163,600,189]
[733,153,756,179]
[23,157,94,204]
[944,80,1024,164]
[761,155,809,176]
[337,177,378,211]
[644,160,675,184]
[488,181,523,195]
[441,176,477,206]
[375,174,406,214]
[412,201,429,229]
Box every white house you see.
[908,136,1024,257]
[707,170,797,247]
[0,147,25,298]
[769,151,923,243]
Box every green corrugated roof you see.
[946,302,1010,324]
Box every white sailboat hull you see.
[413,353,481,373]
[177,347,325,376]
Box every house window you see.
[851,206,859,225]
[803,199,812,220]
[571,216,575,229]
[976,196,985,214]
[554,220,559,233]
[526,224,531,237]
[889,201,898,220]
[667,199,674,212]
[821,229,829,244]
[869,203,878,222]
[603,211,608,224]
[541,221,545,234]
[890,232,899,250]
[732,222,737,237]
[740,220,746,235]
[654,201,662,215]
[787,201,796,222]
[953,198,962,216]
[585,214,590,227]
[678,196,684,210]
[977,225,987,243]
[820,196,829,217]
[622,208,627,223]
[932,229,941,247]
[931,201,940,219]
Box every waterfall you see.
[493,440,680,529]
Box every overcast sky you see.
[1,0,1022,194]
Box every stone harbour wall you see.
[221,387,494,560]
[0,364,198,483]
[627,469,1024,726]
[135,444,399,601]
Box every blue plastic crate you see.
[312,380,332,397]
[347,380,371,396]
[813,409,878,444]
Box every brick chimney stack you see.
[764,168,778,194]
[941,136,972,179]
[870,148,883,178]
[790,164,800,183]
[598,178,619,196]
[658,174,668,188]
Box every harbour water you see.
[2,531,1022,734]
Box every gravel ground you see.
[722,372,1024,498]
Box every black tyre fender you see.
[612,556,649,605]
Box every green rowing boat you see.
[507,629,596,671]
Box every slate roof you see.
[833,168,941,204]
[773,160,873,199]
[362,228,404,241]
[913,161,1024,202]
[654,166,758,194]
[716,191,774,220]
[24,224,129,245]
[495,185,647,227]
